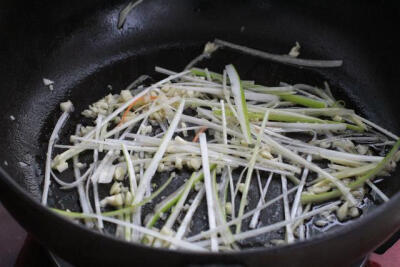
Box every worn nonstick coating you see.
[1,0,400,266]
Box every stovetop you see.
[1,202,398,267]
[0,203,70,267]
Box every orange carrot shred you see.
[118,95,157,126]
[192,127,208,142]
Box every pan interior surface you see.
[1,0,400,253]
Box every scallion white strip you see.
[199,133,219,252]
[215,39,343,68]
[366,180,389,202]
[226,64,252,144]
[117,0,143,29]
[122,144,137,193]
[42,111,71,205]
[175,186,205,240]
[221,99,236,220]
[236,111,269,233]
[249,172,273,229]
[290,155,312,219]
[134,100,185,204]
[280,164,294,243]
[355,115,399,140]
[163,172,196,230]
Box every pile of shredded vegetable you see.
[45,40,400,251]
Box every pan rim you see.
[1,164,400,259]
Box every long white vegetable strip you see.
[366,180,389,202]
[72,126,93,227]
[293,83,335,104]
[133,102,154,199]
[199,133,219,252]
[286,144,383,163]
[276,107,354,116]
[92,114,105,229]
[93,115,102,166]
[295,206,305,240]
[70,136,156,152]
[126,75,151,92]
[311,163,377,186]
[221,99,236,220]
[136,97,181,240]
[50,166,92,189]
[249,172,273,229]
[92,182,103,229]
[117,0,143,29]
[215,39,343,68]
[218,169,229,218]
[163,172,197,230]
[220,100,228,146]
[168,85,279,102]
[247,85,294,94]
[155,66,218,86]
[221,69,240,123]
[234,167,249,197]
[354,115,399,140]
[280,165,294,243]
[42,111,71,205]
[134,100,185,204]
[260,128,383,163]
[290,155,312,219]
[175,186,206,240]
[291,204,311,238]
[122,144,137,193]
[226,64,252,144]
[212,170,234,246]
[255,171,265,199]
[263,122,347,131]
[236,112,269,233]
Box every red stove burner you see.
[0,204,55,267]
[0,203,399,267]
[369,241,400,267]
[0,204,26,267]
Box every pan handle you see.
[374,230,400,254]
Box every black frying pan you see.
[1,0,400,266]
